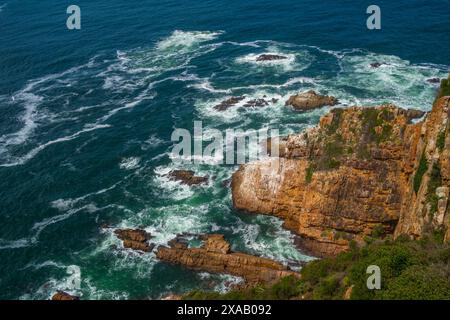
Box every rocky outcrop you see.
[114,229,154,252]
[285,90,338,111]
[256,54,287,62]
[51,291,79,301]
[214,96,278,111]
[233,86,450,256]
[156,234,298,284]
[168,170,208,185]
[214,97,246,111]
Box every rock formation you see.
[232,90,449,256]
[156,234,298,284]
[51,291,79,301]
[114,228,154,252]
[168,170,208,185]
[285,90,338,111]
[214,96,246,111]
[256,54,287,62]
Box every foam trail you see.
[0,124,110,167]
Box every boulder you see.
[285,90,338,111]
[51,291,79,301]
[114,229,154,252]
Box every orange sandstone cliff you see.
[232,94,449,257]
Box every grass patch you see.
[438,77,450,98]
[413,152,428,194]
[305,164,315,184]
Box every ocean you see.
[0,0,449,299]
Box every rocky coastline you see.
[232,79,450,257]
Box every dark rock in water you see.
[285,90,338,111]
[256,54,287,62]
[271,98,279,104]
[214,96,245,111]
[51,291,79,301]
[402,109,426,121]
[243,98,270,108]
[114,229,154,252]
[222,178,231,188]
[427,78,441,84]
[168,170,208,185]
[370,62,383,68]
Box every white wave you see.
[119,157,141,170]
[156,30,223,52]
[0,238,30,250]
[0,123,110,167]
[153,166,196,200]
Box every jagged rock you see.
[214,96,245,111]
[370,62,383,68]
[285,90,338,111]
[156,234,298,284]
[168,170,208,185]
[243,98,270,108]
[256,54,287,62]
[114,229,154,252]
[51,291,79,301]
[232,98,450,256]
[427,78,441,84]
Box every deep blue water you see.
[0,0,449,299]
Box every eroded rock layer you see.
[156,234,298,284]
[232,95,450,257]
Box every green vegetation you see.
[360,108,394,144]
[413,152,428,194]
[426,163,442,215]
[184,236,450,300]
[437,130,446,152]
[438,77,450,98]
[305,164,315,184]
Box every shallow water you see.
[0,0,449,299]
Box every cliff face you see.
[156,234,298,284]
[232,94,450,257]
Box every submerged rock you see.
[168,170,208,185]
[285,90,338,111]
[427,78,441,84]
[243,98,270,108]
[51,291,79,301]
[214,96,245,111]
[114,229,154,252]
[370,62,383,68]
[256,54,287,62]
[156,234,298,284]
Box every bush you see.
[183,237,449,300]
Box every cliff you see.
[232,79,450,257]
